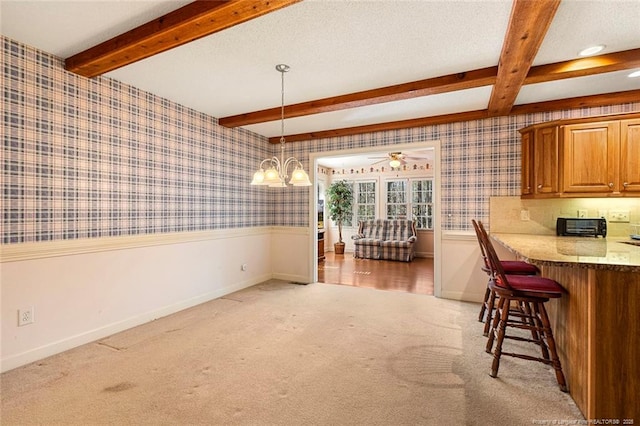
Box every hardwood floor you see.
[318,252,434,295]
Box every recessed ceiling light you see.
[578,45,605,56]
[629,70,640,78]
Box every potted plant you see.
[326,180,353,255]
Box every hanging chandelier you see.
[250,64,312,188]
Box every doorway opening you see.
[308,141,442,297]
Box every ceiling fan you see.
[368,152,428,168]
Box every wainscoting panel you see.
[440,231,492,302]
[0,228,288,372]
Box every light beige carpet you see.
[1,280,583,425]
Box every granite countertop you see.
[491,233,640,272]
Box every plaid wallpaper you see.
[294,110,640,231]
[2,36,639,244]
[2,37,279,243]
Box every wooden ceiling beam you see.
[510,89,640,115]
[65,0,301,78]
[219,67,497,127]
[487,0,561,116]
[525,48,640,84]
[268,110,491,143]
[225,47,640,130]
[273,89,640,143]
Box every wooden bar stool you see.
[471,220,539,336]
[476,222,567,392]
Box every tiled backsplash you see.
[2,35,640,244]
[489,196,640,237]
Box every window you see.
[412,179,433,230]
[332,177,433,230]
[354,181,376,224]
[384,178,433,229]
[386,180,407,219]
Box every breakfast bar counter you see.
[492,233,639,422]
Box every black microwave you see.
[556,217,607,237]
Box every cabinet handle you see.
[608,182,614,188]
[623,182,629,187]
[537,184,543,189]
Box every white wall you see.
[414,230,434,257]
[2,224,488,372]
[270,227,312,283]
[1,227,310,372]
[439,231,518,302]
[3,216,494,372]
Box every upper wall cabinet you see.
[520,113,640,199]
[621,118,640,193]
[562,121,619,194]
[521,126,560,196]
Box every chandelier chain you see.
[280,67,285,145]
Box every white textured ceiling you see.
[2,0,640,145]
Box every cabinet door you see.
[534,126,559,194]
[561,122,619,193]
[521,130,534,196]
[620,119,640,194]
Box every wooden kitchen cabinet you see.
[534,126,559,195]
[561,121,618,194]
[520,126,559,197]
[521,130,533,196]
[520,112,640,198]
[621,118,640,194]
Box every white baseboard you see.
[0,274,270,373]
[271,272,312,284]
[439,290,484,303]
[414,251,434,258]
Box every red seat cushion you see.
[500,260,539,275]
[497,274,564,295]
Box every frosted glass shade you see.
[263,167,283,186]
[250,169,266,185]
[289,167,312,186]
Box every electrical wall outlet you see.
[609,210,630,223]
[520,210,530,221]
[578,209,588,218]
[18,307,34,326]
[598,210,607,219]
